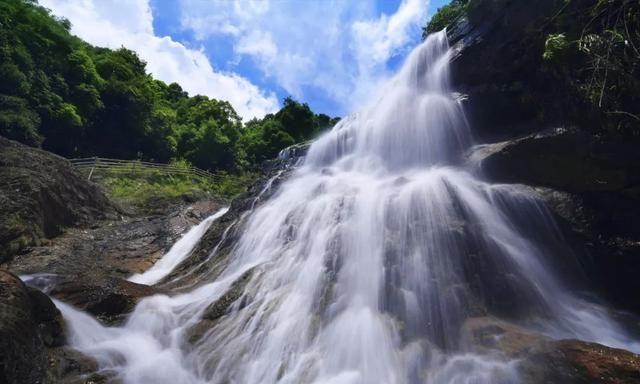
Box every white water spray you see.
[129,207,229,286]
[55,32,639,384]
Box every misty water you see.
[53,31,639,383]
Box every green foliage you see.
[236,97,337,167]
[0,0,338,180]
[541,0,640,134]
[424,0,470,36]
[0,95,41,145]
[275,97,317,141]
[99,164,258,206]
[543,33,569,61]
[210,171,260,199]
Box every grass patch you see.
[89,162,259,210]
[102,174,213,208]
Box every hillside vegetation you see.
[0,0,338,175]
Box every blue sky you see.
[40,0,449,120]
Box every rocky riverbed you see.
[0,136,226,383]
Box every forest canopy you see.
[0,0,339,171]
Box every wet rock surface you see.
[448,0,562,142]
[49,276,162,325]
[46,346,116,384]
[0,269,65,384]
[464,317,640,384]
[161,154,299,290]
[472,129,640,313]
[519,340,640,384]
[476,128,640,195]
[0,195,223,383]
[449,0,640,316]
[3,199,223,280]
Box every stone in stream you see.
[462,316,640,384]
[49,276,162,325]
[0,269,64,383]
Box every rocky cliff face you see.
[0,136,115,263]
[448,0,640,312]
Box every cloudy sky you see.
[39,0,448,120]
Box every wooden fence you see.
[68,157,221,183]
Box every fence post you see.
[88,156,99,181]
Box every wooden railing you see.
[68,157,221,183]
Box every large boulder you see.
[0,269,65,384]
[0,136,115,263]
[49,276,161,325]
[519,340,640,384]
[476,128,640,195]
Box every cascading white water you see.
[55,31,639,384]
[129,207,229,286]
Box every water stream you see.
[53,31,639,384]
[129,207,229,286]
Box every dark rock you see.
[476,128,640,195]
[519,340,640,384]
[0,269,65,384]
[46,346,110,384]
[447,0,620,143]
[0,136,115,263]
[50,276,161,325]
[27,286,66,347]
[448,0,563,142]
[186,269,255,344]
[202,269,254,322]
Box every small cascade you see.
[129,207,229,286]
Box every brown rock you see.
[462,317,547,359]
[519,339,640,384]
[50,276,161,325]
[463,316,640,383]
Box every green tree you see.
[274,97,317,141]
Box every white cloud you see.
[179,0,428,113]
[38,0,279,120]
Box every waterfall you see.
[54,31,639,384]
